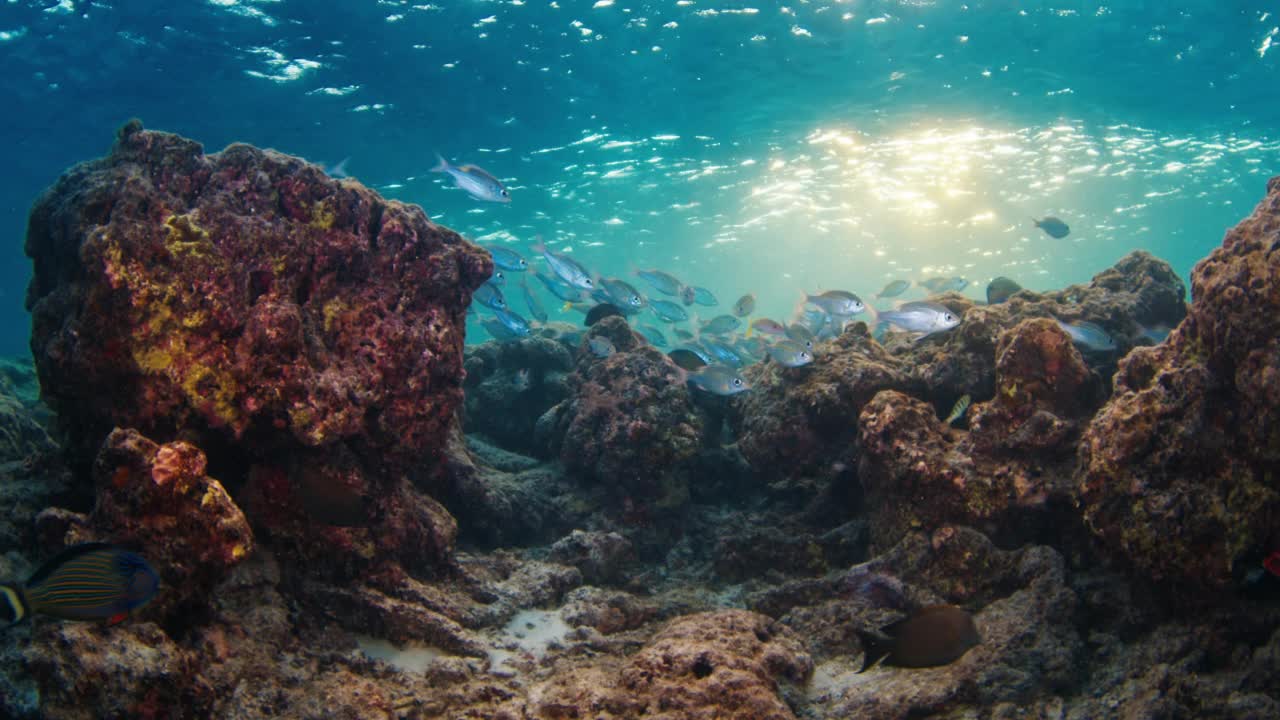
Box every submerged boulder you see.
[1077,175,1280,591]
[24,121,490,578]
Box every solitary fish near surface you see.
[432,153,511,203]
[1034,216,1070,239]
[857,605,980,672]
[1,543,159,627]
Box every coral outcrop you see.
[1077,176,1280,590]
[542,316,706,507]
[463,336,573,458]
[24,121,489,577]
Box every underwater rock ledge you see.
[24,120,490,578]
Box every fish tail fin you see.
[1031,217,1041,227]
[431,152,449,173]
[856,631,892,673]
[0,584,28,627]
[330,157,350,178]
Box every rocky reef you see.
[3,126,1279,719]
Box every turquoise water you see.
[2,1,1278,353]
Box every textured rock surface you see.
[1077,175,1280,590]
[544,316,706,506]
[463,336,573,458]
[25,121,489,573]
[47,428,255,618]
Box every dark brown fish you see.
[986,276,1022,304]
[584,303,623,327]
[667,348,708,371]
[1033,216,1070,239]
[857,604,980,672]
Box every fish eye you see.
[501,189,509,197]
[945,313,955,322]
[733,378,743,386]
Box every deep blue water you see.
[2,0,1278,354]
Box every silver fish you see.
[806,291,865,316]
[432,154,510,203]
[650,300,689,323]
[588,336,615,358]
[481,316,520,341]
[473,282,507,311]
[785,323,816,348]
[492,308,531,337]
[488,272,506,287]
[701,339,744,367]
[879,301,962,336]
[520,279,547,323]
[686,364,751,396]
[767,341,814,368]
[683,286,718,307]
[637,324,668,347]
[634,269,684,296]
[532,242,595,291]
[733,294,756,318]
[1056,319,1115,352]
[534,271,586,302]
[876,280,911,298]
[749,318,787,337]
[485,246,528,272]
[601,277,647,309]
[700,315,741,335]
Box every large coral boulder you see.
[24,121,490,576]
[1076,176,1280,591]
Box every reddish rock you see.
[1077,175,1280,591]
[544,316,705,506]
[859,320,1098,550]
[54,427,254,617]
[24,121,489,577]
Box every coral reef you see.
[542,316,706,508]
[1077,175,1280,590]
[24,120,488,578]
[7,126,1279,720]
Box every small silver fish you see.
[473,282,507,311]
[879,301,961,336]
[520,279,547,323]
[481,316,520,341]
[767,341,814,368]
[683,286,718,307]
[944,394,971,426]
[488,271,506,287]
[485,246,528,272]
[733,294,756,318]
[1056,319,1115,352]
[492,308,531,337]
[534,271,586,302]
[806,291,865,316]
[601,277,647,309]
[749,318,787,338]
[785,323,816,348]
[701,339,745,367]
[532,242,595,291]
[700,315,741,335]
[637,324,668,347]
[432,154,510,203]
[876,280,911,298]
[588,336,615,358]
[650,300,689,323]
[634,269,684,296]
[512,368,532,392]
[685,364,751,396]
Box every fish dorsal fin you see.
[25,542,117,587]
[457,165,501,184]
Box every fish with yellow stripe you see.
[1,543,159,627]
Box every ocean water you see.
[2,0,1279,355]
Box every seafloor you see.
[1,122,1278,719]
